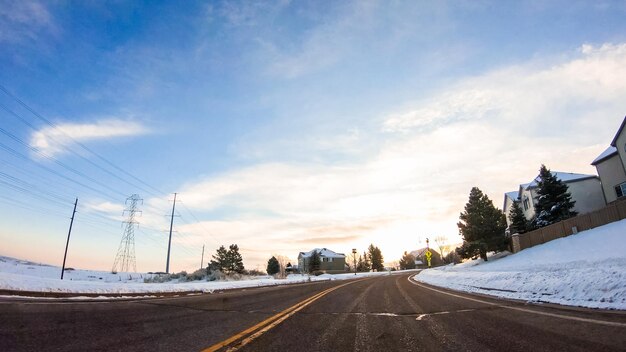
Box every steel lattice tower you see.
[112,194,142,273]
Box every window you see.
[523,196,530,211]
[615,183,626,198]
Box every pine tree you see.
[457,187,508,261]
[368,244,384,271]
[356,255,365,272]
[508,200,529,234]
[399,251,416,270]
[266,256,280,275]
[210,244,244,274]
[209,245,230,273]
[532,165,577,228]
[362,251,371,271]
[227,244,245,274]
[308,250,321,273]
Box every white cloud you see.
[0,1,57,44]
[29,118,150,157]
[167,43,626,269]
[383,43,626,134]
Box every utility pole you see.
[61,198,78,280]
[166,193,177,274]
[200,244,205,270]
[352,248,357,275]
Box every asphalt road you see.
[1,273,625,351]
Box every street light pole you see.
[352,248,357,275]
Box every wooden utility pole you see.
[165,193,177,274]
[200,244,205,270]
[61,198,78,280]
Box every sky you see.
[1,0,626,273]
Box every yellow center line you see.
[202,279,365,352]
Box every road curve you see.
[1,273,625,351]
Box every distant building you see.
[297,248,346,274]
[591,116,626,204]
[410,248,442,267]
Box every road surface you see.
[1,273,625,351]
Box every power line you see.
[0,85,165,196]
[0,123,128,199]
[0,140,123,202]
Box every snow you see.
[414,219,626,310]
[0,256,393,297]
[299,247,345,258]
[504,191,518,201]
[526,171,595,189]
[591,146,617,165]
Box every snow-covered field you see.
[415,218,626,310]
[0,256,396,297]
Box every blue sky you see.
[1,0,626,272]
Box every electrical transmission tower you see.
[112,194,142,273]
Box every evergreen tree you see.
[368,244,384,271]
[308,250,321,273]
[356,255,365,272]
[508,200,530,234]
[266,256,280,275]
[362,251,371,271]
[457,187,508,261]
[532,164,577,228]
[227,244,245,274]
[210,244,245,274]
[209,245,230,273]
[399,251,416,270]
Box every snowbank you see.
[0,256,394,296]
[415,219,626,310]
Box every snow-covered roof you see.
[410,248,440,258]
[505,191,518,201]
[503,191,519,212]
[298,248,345,258]
[525,172,597,189]
[591,146,618,166]
[610,116,626,147]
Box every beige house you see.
[591,117,626,204]
[298,248,346,274]
[504,172,605,224]
[503,191,520,227]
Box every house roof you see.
[410,248,440,258]
[298,248,345,259]
[525,172,597,189]
[505,191,519,200]
[503,191,519,212]
[591,146,618,166]
[610,116,626,147]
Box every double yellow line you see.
[203,280,359,352]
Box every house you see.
[504,172,605,224]
[410,248,442,267]
[297,248,346,274]
[591,116,626,204]
[503,191,520,227]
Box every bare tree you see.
[348,251,359,272]
[275,255,290,279]
[434,236,450,260]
